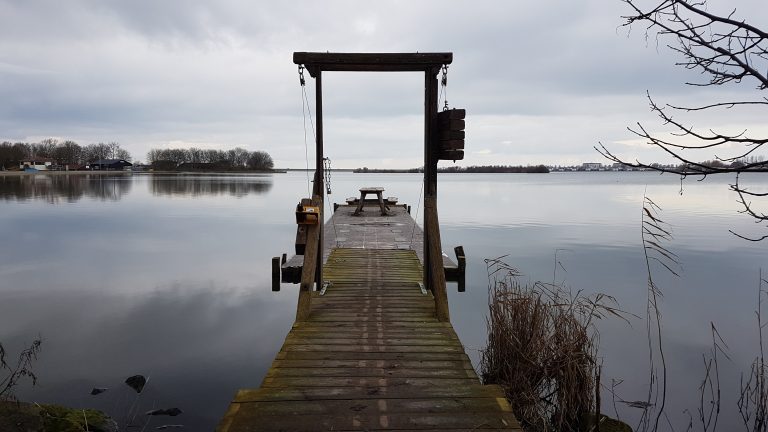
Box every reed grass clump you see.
[480,257,626,432]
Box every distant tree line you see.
[353,165,549,174]
[0,139,131,169]
[438,165,549,173]
[146,147,274,171]
[0,173,132,202]
[674,156,766,173]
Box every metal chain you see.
[441,64,449,111]
[322,157,340,246]
[323,157,332,195]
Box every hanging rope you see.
[409,179,425,250]
[299,65,316,197]
[409,65,447,250]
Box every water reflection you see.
[0,174,132,203]
[2,171,767,430]
[149,175,273,197]
[4,283,294,431]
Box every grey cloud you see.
[1,0,766,166]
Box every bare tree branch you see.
[602,0,768,239]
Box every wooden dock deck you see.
[216,203,521,431]
[281,204,461,281]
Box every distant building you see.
[581,162,603,171]
[89,159,133,171]
[20,158,54,171]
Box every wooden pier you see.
[217,203,521,431]
[216,52,521,431]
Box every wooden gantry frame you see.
[292,52,453,322]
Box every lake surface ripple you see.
[1,171,766,430]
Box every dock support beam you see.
[293,52,454,323]
[424,67,450,322]
[314,71,324,292]
[296,196,321,321]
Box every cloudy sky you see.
[1,0,766,168]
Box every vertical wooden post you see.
[425,197,449,322]
[454,245,466,293]
[423,66,449,322]
[314,70,324,291]
[423,69,433,295]
[296,195,321,321]
[272,257,281,292]
[295,226,318,321]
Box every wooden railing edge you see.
[425,195,450,322]
[295,195,321,322]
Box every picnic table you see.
[352,187,391,216]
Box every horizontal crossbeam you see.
[293,52,452,76]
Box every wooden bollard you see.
[272,257,280,291]
[455,246,466,293]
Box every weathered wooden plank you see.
[438,149,465,161]
[306,316,439,322]
[437,139,465,150]
[223,397,511,417]
[260,376,479,388]
[269,359,474,370]
[436,108,466,120]
[266,366,476,379]
[311,296,429,302]
[283,337,463,347]
[287,332,457,340]
[312,304,435,315]
[307,311,436,318]
[320,292,428,298]
[303,303,433,310]
[275,351,472,361]
[287,328,454,336]
[439,129,465,140]
[235,384,507,402]
[291,320,453,329]
[436,118,465,130]
[322,286,425,292]
[287,331,458,340]
[308,311,436,319]
[280,344,465,353]
[226,411,520,431]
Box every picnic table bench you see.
[352,187,391,216]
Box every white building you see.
[20,158,53,171]
[581,162,602,171]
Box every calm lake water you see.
[1,171,767,430]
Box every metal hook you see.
[441,64,448,87]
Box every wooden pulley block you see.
[296,202,320,225]
[436,108,466,160]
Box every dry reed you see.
[480,257,627,432]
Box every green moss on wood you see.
[0,401,116,432]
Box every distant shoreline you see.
[0,169,285,177]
